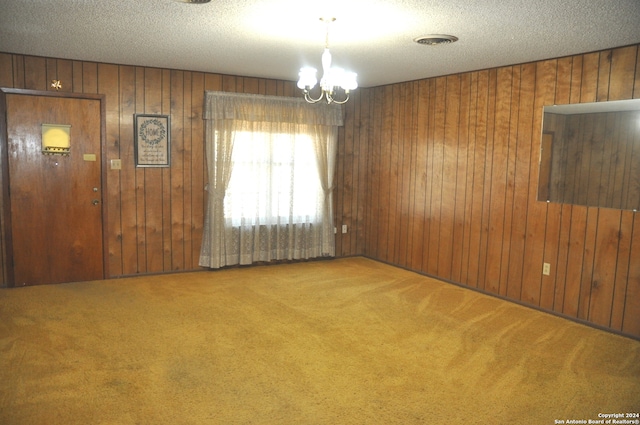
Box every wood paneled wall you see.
[0,53,313,280]
[343,44,640,339]
[1,45,639,339]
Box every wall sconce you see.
[42,123,71,156]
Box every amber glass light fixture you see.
[42,123,71,156]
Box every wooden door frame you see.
[0,88,109,287]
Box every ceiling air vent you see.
[414,35,459,46]
[175,0,211,3]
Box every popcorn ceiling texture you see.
[0,0,639,87]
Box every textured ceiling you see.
[1,0,639,88]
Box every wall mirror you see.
[539,99,640,211]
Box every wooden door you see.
[6,93,104,286]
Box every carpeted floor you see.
[1,257,639,424]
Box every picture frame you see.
[134,114,171,167]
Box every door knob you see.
[92,199,100,205]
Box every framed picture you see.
[134,114,171,167]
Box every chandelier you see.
[297,18,358,104]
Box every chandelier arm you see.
[328,92,350,105]
[304,90,325,104]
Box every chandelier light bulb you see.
[298,67,318,90]
[342,72,358,92]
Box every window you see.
[200,91,343,269]
[225,130,322,226]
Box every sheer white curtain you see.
[199,91,343,269]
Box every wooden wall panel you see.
[459,74,477,286]
[119,66,138,275]
[0,54,13,87]
[500,66,521,298]
[1,44,638,340]
[23,56,46,90]
[439,75,460,280]
[0,53,320,285]
[427,77,446,277]
[395,83,411,268]
[358,44,640,339]
[418,80,436,273]
[170,70,185,271]
[451,75,470,284]
[467,71,490,290]
[412,82,427,270]
[191,73,207,266]
[478,69,497,292]
[485,67,510,294]
[98,63,122,277]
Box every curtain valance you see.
[203,91,344,127]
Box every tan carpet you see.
[1,257,639,424]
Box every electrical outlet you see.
[342,224,348,234]
[110,159,122,170]
[543,262,551,276]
